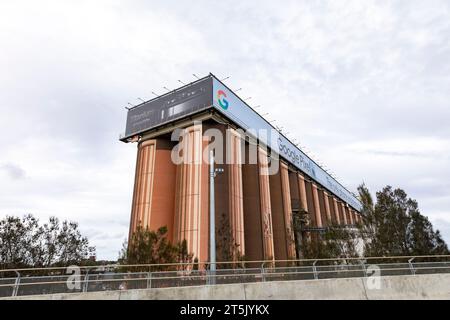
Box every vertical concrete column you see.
[304,180,317,226]
[129,139,156,239]
[280,163,296,260]
[327,196,337,225]
[228,129,245,257]
[129,139,176,242]
[269,167,287,261]
[298,175,312,242]
[312,184,323,228]
[323,191,332,225]
[297,174,308,211]
[200,137,210,263]
[258,147,275,261]
[242,140,264,263]
[333,198,341,225]
[149,140,177,241]
[174,124,206,262]
[288,171,300,212]
[318,190,328,227]
[347,205,354,225]
[341,202,348,225]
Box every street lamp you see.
[209,150,224,285]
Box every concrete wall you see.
[5,274,450,300]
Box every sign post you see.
[209,150,216,285]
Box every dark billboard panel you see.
[124,77,213,138]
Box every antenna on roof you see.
[254,105,261,109]
[127,102,134,108]
[137,98,145,103]
[220,76,230,81]
[193,73,200,80]
[234,88,242,92]
[163,86,171,92]
[178,79,187,85]
[151,91,159,97]
[243,97,252,101]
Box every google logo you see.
[217,90,229,110]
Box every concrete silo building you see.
[120,74,362,264]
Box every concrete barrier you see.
[3,273,450,300]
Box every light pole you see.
[209,150,223,285]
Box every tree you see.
[119,225,194,271]
[292,209,359,260]
[301,227,360,260]
[292,208,309,259]
[357,184,449,257]
[0,214,95,269]
[216,212,244,267]
[298,226,360,260]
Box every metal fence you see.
[1,255,450,298]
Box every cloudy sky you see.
[1,0,449,259]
